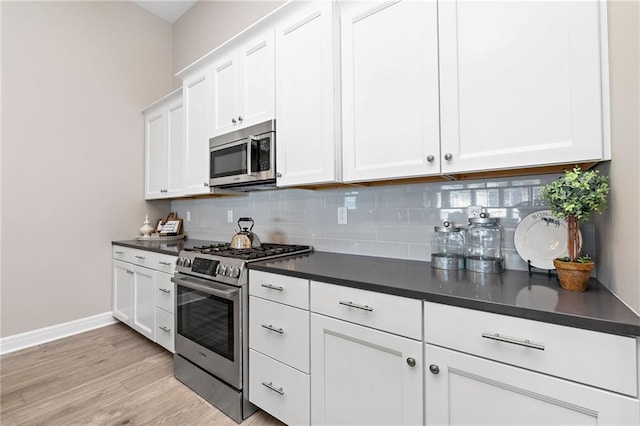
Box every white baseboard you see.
[0,312,118,355]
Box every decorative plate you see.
[514,210,581,270]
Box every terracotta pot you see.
[553,259,594,292]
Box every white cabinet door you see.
[425,344,640,426]
[166,97,185,196]
[144,90,184,200]
[310,313,423,425]
[144,107,168,199]
[112,260,133,324]
[211,30,275,138]
[131,264,155,341]
[275,0,340,187]
[341,0,440,183]
[239,31,275,130]
[211,50,240,137]
[183,67,212,195]
[439,0,607,173]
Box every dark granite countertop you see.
[112,238,221,256]
[249,251,640,337]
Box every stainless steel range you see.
[171,242,312,423]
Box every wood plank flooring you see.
[0,323,285,425]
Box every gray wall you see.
[594,1,640,315]
[1,1,173,337]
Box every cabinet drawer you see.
[112,245,128,261]
[250,270,309,309]
[424,302,638,397]
[310,281,422,340]
[114,246,155,267]
[249,296,310,373]
[155,253,177,274]
[155,307,174,352]
[155,271,175,314]
[249,349,310,426]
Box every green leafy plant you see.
[541,167,609,262]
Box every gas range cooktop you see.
[175,243,312,286]
[184,243,312,260]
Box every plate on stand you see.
[514,210,580,270]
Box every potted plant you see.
[540,166,610,291]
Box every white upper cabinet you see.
[211,30,275,138]
[274,0,341,187]
[183,65,213,195]
[144,89,184,199]
[341,0,440,183]
[438,0,608,173]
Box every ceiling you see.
[132,1,198,24]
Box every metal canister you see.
[465,212,504,273]
[431,221,465,270]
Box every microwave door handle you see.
[247,136,259,177]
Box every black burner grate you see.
[185,243,312,260]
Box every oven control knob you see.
[176,257,184,266]
[218,265,227,276]
[231,267,240,278]
[183,258,192,267]
[225,266,233,277]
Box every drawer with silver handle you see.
[155,307,175,353]
[424,302,638,397]
[249,349,310,426]
[310,281,422,340]
[155,271,175,314]
[249,270,309,309]
[249,296,310,373]
[155,253,177,274]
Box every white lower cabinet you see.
[112,245,176,352]
[424,302,640,425]
[310,313,423,425]
[425,344,640,425]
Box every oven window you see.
[210,142,247,179]
[177,286,234,361]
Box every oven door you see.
[172,273,242,389]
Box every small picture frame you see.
[159,219,183,235]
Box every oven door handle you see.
[171,275,239,300]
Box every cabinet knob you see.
[429,364,440,375]
[444,153,453,161]
[238,116,243,122]
[232,118,237,124]
[406,357,416,367]
[426,155,435,162]
[204,182,209,187]
[276,172,282,178]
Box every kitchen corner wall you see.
[1,2,173,338]
[172,173,596,272]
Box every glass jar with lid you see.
[431,221,465,270]
[466,212,504,273]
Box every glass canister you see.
[466,212,504,273]
[431,221,465,270]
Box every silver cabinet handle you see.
[203,182,209,187]
[481,332,545,351]
[406,357,416,367]
[159,326,171,333]
[158,288,171,294]
[426,155,435,162]
[127,270,134,275]
[232,117,237,124]
[261,283,283,291]
[262,381,284,395]
[115,251,125,255]
[339,300,373,312]
[238,116,243,122]
[158,261,172,266]
[135,255,145,260]
[276,172,282,178]
[444,153,453,161]
[261,324,284,334]
[429,364,440,375]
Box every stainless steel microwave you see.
[209,120,276,190]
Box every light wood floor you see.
[0,323,285,425]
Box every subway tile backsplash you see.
[171,173,597,272]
